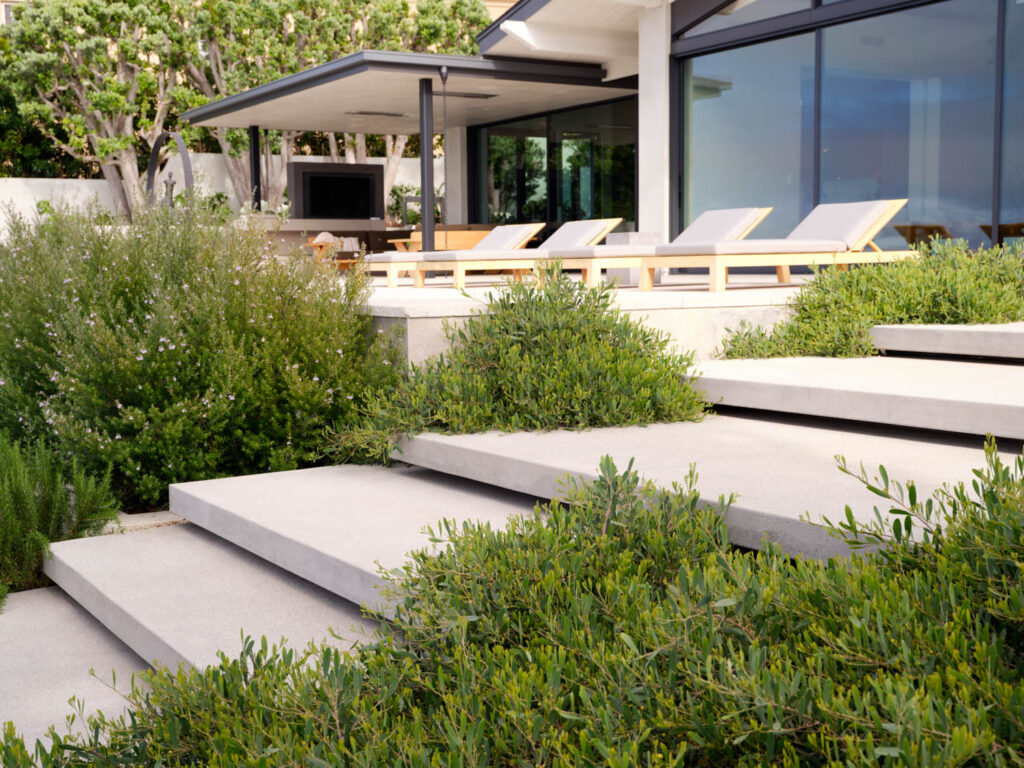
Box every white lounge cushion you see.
[674,208,765,243]
[365,251,420,264]
[425,249,554,263]
[553,245,656,259]
[786,201,891,249]
[541,220,617,250]
[655,238,848,256]
[473,224,540,250]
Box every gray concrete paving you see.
[871,322,1024,360]
[44,524,377,670]
[170,465,536,615]
[395,416,1015,559]
[0,587,147,746]
[697,356,1024,440]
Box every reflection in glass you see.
[684,33,815,237]
[1002,0,1024,246]
[479,117,548,224]
[550,100,636,226]
[685,0,809,37]
[474,99,636,228]
[820,0,998,248]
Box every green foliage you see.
[0,203,399,508]
[334,265,707,462]
[0,434,117,594]
[7,447,1024,765]
[723,240,1024,358]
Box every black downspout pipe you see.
[248,125,262,212]
[419,78,435,252]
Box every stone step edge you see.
[168,484,395,616]
[393,434,847,559]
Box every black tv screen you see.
[288,162,385,220]
[308,174,374,219]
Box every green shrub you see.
[0,433,116,594]
[723,240,1024,358]
[334,264,706,462]
[0,204,400,508]
[8,444,1024,766]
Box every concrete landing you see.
[170,465,537,614]
[871,322,1024,360]
[697,357,1024,440]
[44,524,376,670]
[0,587,147,746]
[395,416,1012,559]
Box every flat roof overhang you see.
[181,50,636,133]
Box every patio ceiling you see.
[181,50,636,134]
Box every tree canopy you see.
[2,0,492,215]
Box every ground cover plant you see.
[0,204,399,508]
[0,433,116,595]
[5,444,1024,766]
[723,239,1024,358]
[333,264,707,462]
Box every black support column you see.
[248,125,262,211]
[419,78,435,252]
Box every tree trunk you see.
[99,162,132,221]
[327,133,341,163]
[383,134,409,216]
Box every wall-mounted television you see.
[287,162,385,220]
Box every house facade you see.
[184,0,1024,250]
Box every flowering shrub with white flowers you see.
[0,204,400,509]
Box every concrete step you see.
[871,322,1024,360]
[394,415,1011,560]
[44,523,376,670]
[170,465,537,614]
[0,587,147,745]
[697,356,1024,440]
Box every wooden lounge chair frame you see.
[372,223,546,288]
[554,207,774,289]
[565,199,913,292]
[415,218,623,290]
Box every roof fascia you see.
[181,49,610,127]
[476,0,555,54]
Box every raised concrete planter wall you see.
[369,287,796,366]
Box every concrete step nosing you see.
[43,553,187,669]
[168,487,390,613]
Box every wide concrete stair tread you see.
[44,523,375,671]
[170,465,536,614]
[871,321,1024,360]
[697,356,1024,440]
[0,587,147,745]
[395,416,1003,559]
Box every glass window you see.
[473,98,636,229]
[820,0,998,248]
[550,100,636,227]
[477,117,548,225]
[685,0,809,38]
[683,33,815,237]
[1001,0,1024,246]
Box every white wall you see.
[0,178,115,229]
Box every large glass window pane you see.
[820,0,998,248]
[1002,0,1024,246]
[477,117,548,224]
[683,33,815,237]
[550,100,637,227]
[685,0,809,38]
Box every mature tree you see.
[178,0,491,210]
[3,0,183,215]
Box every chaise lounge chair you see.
[412,218,623,289]
[366,222,545,288]
[563,199,911,292]
[552,207,773,288]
